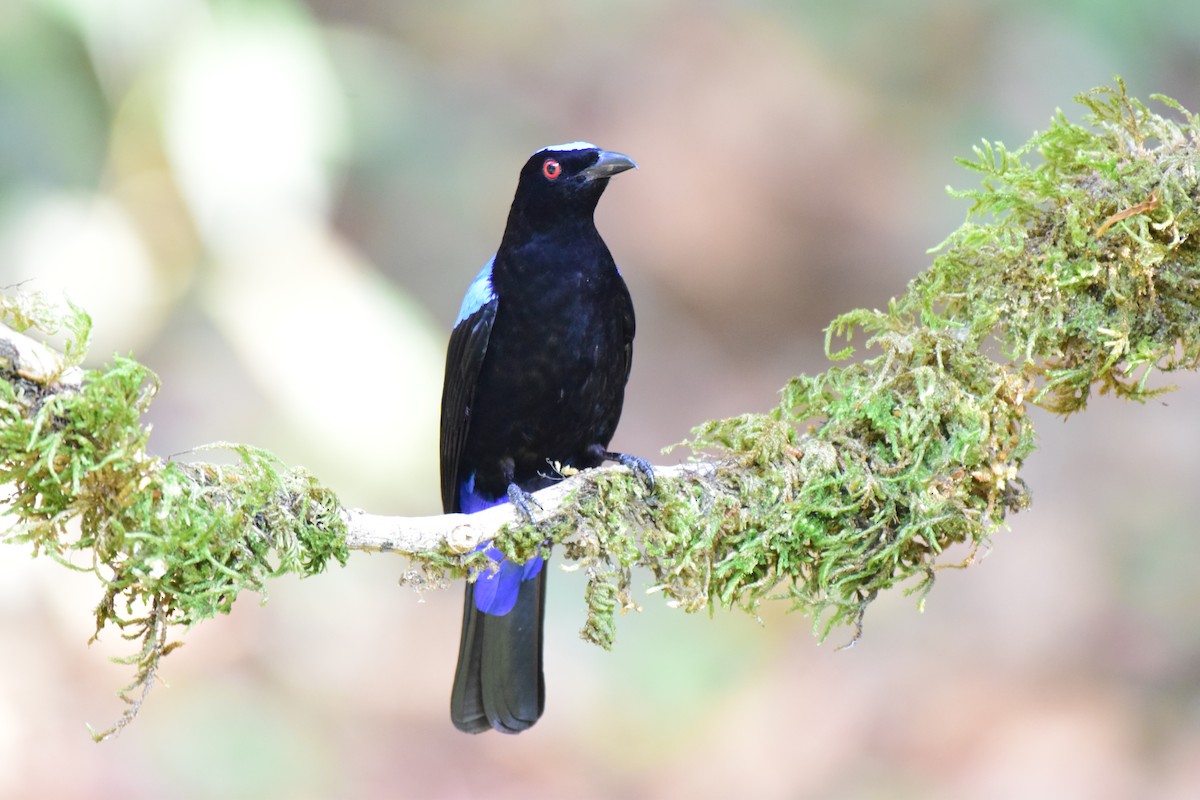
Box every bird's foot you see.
[506,483,542,524]
[605,451,655,492]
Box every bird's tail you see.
[450,569,546,733]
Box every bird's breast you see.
[464,259,632,491]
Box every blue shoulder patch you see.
[455,256,497,326]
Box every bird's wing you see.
[618,274,637,385]
[440,262,499,513]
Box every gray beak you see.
[581,150,638,181]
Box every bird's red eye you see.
[542,159,562,180]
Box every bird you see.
[441,141,651,734]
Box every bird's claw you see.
[506,483,542,524]
[607,451,655,492]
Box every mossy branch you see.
[3,80,1198,739]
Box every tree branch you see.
[0,321,83,388]
[342,462,715,554]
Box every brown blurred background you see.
[3,1,1200,798]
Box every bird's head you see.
[509,142,637,225]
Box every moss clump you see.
[919,81,1200,411]
[647,322,1032,640]
[0,295,347,740]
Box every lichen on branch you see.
[1,80,1198,738]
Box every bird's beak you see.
[581,150,638,181]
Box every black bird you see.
[441,142,649,733]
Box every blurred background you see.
[2,0,1200,797]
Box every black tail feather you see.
[450,570,546,734]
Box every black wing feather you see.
[619,279,636,386]
[439,299,499,513]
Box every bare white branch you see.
[0,321,83,388]
[342,461,715,554]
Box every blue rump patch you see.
[459,473,545,616]
[473,544,544,616]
